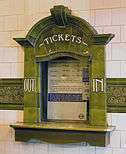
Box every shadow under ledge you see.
[10,122,115,147]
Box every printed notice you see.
[47,58,89,120]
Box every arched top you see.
[35,51,90,62]
[14,5,114,47]
[27,5,97,41]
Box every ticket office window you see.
[39,57,90,122]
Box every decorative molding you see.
[13,38,33,47]
[50,5,71,26]
[0,79,24,110]
[91,34,114,45]
[14,5,113,48]
[107,78,126,113]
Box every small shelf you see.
[10,122,115,147]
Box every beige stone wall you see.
[0,0,126,154]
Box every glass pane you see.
[48,57,89,120]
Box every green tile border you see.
[107,78,126,85]
[0,78,126,112]
[0,79,24,110]
[107,78,126,113]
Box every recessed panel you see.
[48,57,89,120]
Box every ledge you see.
[10,122,115,147]
[91,34,115,45]
[13,38,34,47]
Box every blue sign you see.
[48,93,82,102]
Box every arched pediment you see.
[14,5,114,48]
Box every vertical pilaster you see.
[23,47,38,123]
[89,45,107,126]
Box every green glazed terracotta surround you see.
[10,122,115,146]
[13,5,114,126]
[5,5,123,146]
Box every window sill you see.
[10,122,115,147]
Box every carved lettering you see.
[39,33,88,47]
[65,34,70,41]
[44,38,49,44]
[71,35,76,42]
[93,79,104,92]
[76,36,82,44]
[58,34,64,41]
[52,35,58,42]
[24,78,36,92]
